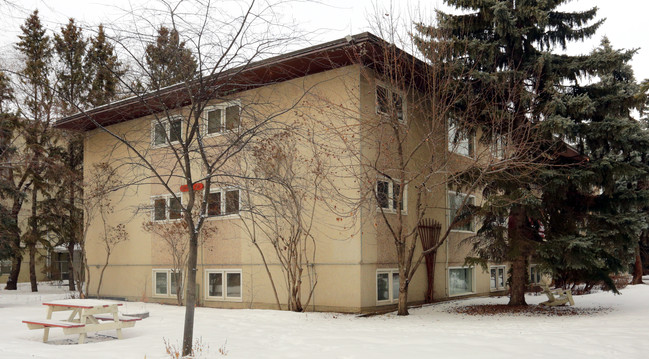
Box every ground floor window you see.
[153,269,182,297]
[449,267,473,296]
[529,264,541,285]
[205,269,242,301]
[490,265,506,291]
[376,269,400,304]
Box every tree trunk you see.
[508,254,527,305]
[182,233,199,357]
[67,242,76,291]
[507,204,528,306]
[29,243,37,292]
[96,253,110,298]
[397,281,409,315]
[5,255,21,290]
[631,245,644,285]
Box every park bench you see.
[539,283,575,307]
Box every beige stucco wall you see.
[83,63,509,313]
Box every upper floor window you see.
[448,191,475,232]
[448,119,474,157]
[492,134,506,159]
[207,188,240,217]
[376,84,404,123]
[205,102,240,135]
[152,194,182,222]
[152,118,182,147]
[376,178,407,214]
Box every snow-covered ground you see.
[2,279,648,358]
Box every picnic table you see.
[22,299,141,344]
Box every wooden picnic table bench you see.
[539,283,575,307]
[22,299,141,344]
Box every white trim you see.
[376,268,400,305]
[489,265,507,291]
[204,269,243,302]
[447,118,475,158]
[203,100,241,137]
[150,116,183,148]
[152,268,183,298]
[205,187,241,219]
[447,191,475,233]
[375,82,406,124]
[375,178,408,215]
[150,193,183,222]
[448,266,475,297]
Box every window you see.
[205,269,242,301]
[376,179,406,213]
[207,188,240,217]
[448,119,474,157]
[449,267,474,296]
[529,265,542,285]
[151,194,183,222]
[492,134,506,159]
[0,259,11,275]
[490,265,506,291]
[205,102,241,135]
[151,118,182,147]
[376,84,405,123]
[376,269,400,304]
[153,269,183,297]
[448,191,475,232]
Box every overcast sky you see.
[1,0,648,80]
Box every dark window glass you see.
[169,119,182,142]
[393,183,402,211]
[169,197,182,219]
[226,272,241,297]
[208,272,223,297]
[207,109,222,134]
[154,123,166,145]
[225,105,240,130]
[377,180,389,209]
[154,198,166,221]
[207,192,221,216]
[376,86,389,114]
[225,190,239,214]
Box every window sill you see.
[376,207,407,216]
[448,151,475,160]
[205,213,241,221]
[449,291,474,297]
[152,219,184,224]
[204,297,243,303]
[376,299,398,306]
[151,141,180,149]
[450,229,475,234]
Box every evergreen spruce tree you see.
[144,26,197,89]
[54,18,88,116]
[537,39,649,292]
[51,18,88,291]
[416,0,603,305]
[85,24,123,107]
[14,10,55,291]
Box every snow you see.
[2,279,649,358]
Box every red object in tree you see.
[180,184,189,192]
[192,183,204,191]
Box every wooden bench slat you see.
[94,314,142,322]
[23,319,86,328]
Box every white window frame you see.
[529,264,542,285]
[376,268,400,305]
[448,119,475,158]
[151,193,183,222]
[492,134,506,159]
[447,191,475,233]
[375,83,406,124]
[448,266,475,297]
[489,265,507,291]
[152,269,183,298]
[203,100,241,136]
[375,178,407,214]
[151,116,183,148]
[204,269,243,302]
[205,187,241,219]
